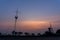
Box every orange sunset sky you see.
[0,0,60,34]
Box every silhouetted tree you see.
[12,31,15,35]
[43,31,49,36]
[12,31,17,35]
[15,32,17,35]
[0,32,1,35]
[37,33,41,36]
[18,32,23,35]
[31,33,35,36]
[24,32,30,36]
[56,29,60,35]
[43,27,54,36]
[43,30,54,36]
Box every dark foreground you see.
[0,36,60,40]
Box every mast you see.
[48,23,53,33]
[14,8,18,32]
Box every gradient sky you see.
[0,0,60,34]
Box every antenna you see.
[50,23,52,29]
[14,8,18,32]
[48,22,53,33]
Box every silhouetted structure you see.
[12,9,19,36]
[48,23,53,33]
[14,9,18,32]
[43,23,54,36]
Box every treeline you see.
[0,28,60,36]
[11,29,60,36]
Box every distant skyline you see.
[0,0,60,34]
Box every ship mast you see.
[48,23,53,33]
[14,8,18,32]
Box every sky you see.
[0,0,60,34]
